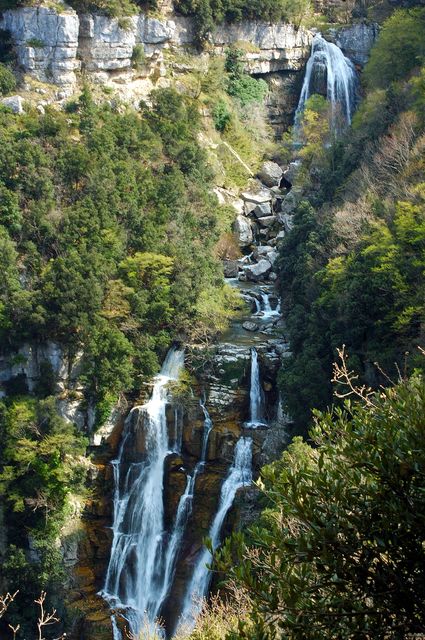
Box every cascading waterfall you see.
[178,437,253,631]
[246,348,266,428]
[156,399,214,613]
[101,347,185,638]
[296,33,358,131]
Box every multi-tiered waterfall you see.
[178,437,253,630]
[102,347,185,638]
[296,33,358,130]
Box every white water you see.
[246,348,266,428]
[259,292,280,319]
[156,399,214,611]
[101,347,185,639]
[178,437,253,630]
[296,33,358,130]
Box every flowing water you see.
[246,348,266,428]
[157,400,214,614]
[296,33,358,130]
[178,437,253,631]
[101,347,185,638]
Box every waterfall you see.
[296,33,358,130]
[246,348,266,428]
[178,437,253,631]
[156,399,214,613]
[101,347,185,638]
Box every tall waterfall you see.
[102,347,185,638]
[157,399,214,613]
[296,33,358,130]
[178,437,253,631]
[246,348,266,428]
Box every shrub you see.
[0,63,16,95]
[213,99,232,132]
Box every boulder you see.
[241,188,272,205]
[223,260,239,278]
[253,245,274,260]
[253,202,272,218]
[242,321,259,332]
[234,215,253,247]
[258,215,276,228]
[264,250,279,265]
[1,95,24,113]
[244,259,272,282]
[257,161,283,188]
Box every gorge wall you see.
[0,6,376,133]
[0,9,378,638]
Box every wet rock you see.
[242,321,259,332]
[257,161,283,188]
[244,259,272,281]
[223,260,239,278]
[233,214,253,247]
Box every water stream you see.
[178,437,253,631]
[101,347,185,638]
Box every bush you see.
[213,99,232,132]
[0,63,16,96]
[219,374,425,639]
[364,8,425,90]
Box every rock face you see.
[212,22,312,73]
[0,7,80,87]
[0,6,312,91]
[333,23,379,67]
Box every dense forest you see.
[0,0,424,638]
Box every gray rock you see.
[139,16,173,44]
[277,213,294,233]
[0,7,80,86]
[258,215,276,228]
[241,188,272,205]
[244,259,272,282]
[242,321,259,332]
[234,214,253,247]
[253,202,272,218]
[223,260,239,278]
[264,250,279,265]
[253,245,274,260]
[258,161,283,188]
[334,23,379,67]
[1,95,24,113]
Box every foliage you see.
[174,0,312,43]
[0,63,16,96]
[225,48,268,107]
[213,99,232,132]
[276,9,425,427]
[0,88,231,405]
[363,8,425,90]
[219,375,425,639]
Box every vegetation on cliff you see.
[277,7,425,428]
[214,370,425,639]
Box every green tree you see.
[220,374,425,639]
